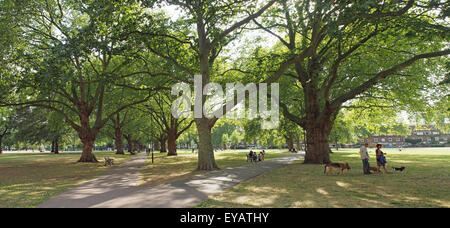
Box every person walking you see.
[359,143,372,175]
[376,144,392,174]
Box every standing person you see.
[359,143,372,175]
[376,144,392,174]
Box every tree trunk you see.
[115,127,124,155]
[196,118,219,171]
[167,129,177,156]
[304,121,333,164]
[78,138,98,162]
[303,85,334,164]
[54,137,59,154]
[296,136,301,151]
[77,111,98,162]
[286,133,294,151]
[0,137,3,154]
[159,138,167,153]
[125,134,135,154]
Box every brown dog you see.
[324,163,351,175]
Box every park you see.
[0,0,449,209]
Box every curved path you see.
[38,152,304,208]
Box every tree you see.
[253,0,449,163]
[0,108,13,154]
[138,0,279,170]
[8,107,72,154]
[230,129,244,149]
[101,110,133,155]
[212,119,240,149]
[141,92,194,156]
[1,0,165,162]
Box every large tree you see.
[8,107,72,154]
[1,0,164,162]
[139,0,279,170]
[252,0,449,163]
[140,92,194,156]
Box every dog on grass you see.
[369,166,405,173]
[392,166,406,172]
[324,163,351,175]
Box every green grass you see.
[196,147,450,208]
[0,151,133,208]
[140,149,291,186]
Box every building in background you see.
[362,125,449,147]
[407,125,449,145]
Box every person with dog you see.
[376,144,392,174]
[359,143,372,175]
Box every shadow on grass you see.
[0,151,134,208]
[197,150,450,208]
[140,150,292,187]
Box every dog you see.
[392,166,406,172]
[324,163,351,175]
[369,167,378,172]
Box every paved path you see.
[38,152,304,208]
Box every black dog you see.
[392,166,406,172]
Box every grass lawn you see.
[140,149,291,186]
[196,147,450,208]
[0,151,134,208]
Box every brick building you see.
[362,125,449,147]
[407,125,449,144]
[363,135,405,147]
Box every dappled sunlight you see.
[292,200,316,208]
[244,186,288,194]
[315,188,329,196]
[140,149,291,187]
[233,194,279,207]
[336,181,352,189]
[0,151,134,208]
[430,199,450,208]
[199,148,450,208]
[357,197,390,207]
[404,196,421,201]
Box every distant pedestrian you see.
[359,143,372,175]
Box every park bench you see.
[104,157,114,166]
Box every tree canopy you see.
[0,0,448,168]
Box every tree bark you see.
[303,86,334,164]
[115,127,124,155]
[77,116,98,162]
[0,137,3,155]
[167,129,177,156]
[78,137,98,162]
[159,138,167,153]
[304,124,332,164]
[53,137,60,154]
[196,118,219,171]
[286,133,294,151]
[125,134,136,154]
